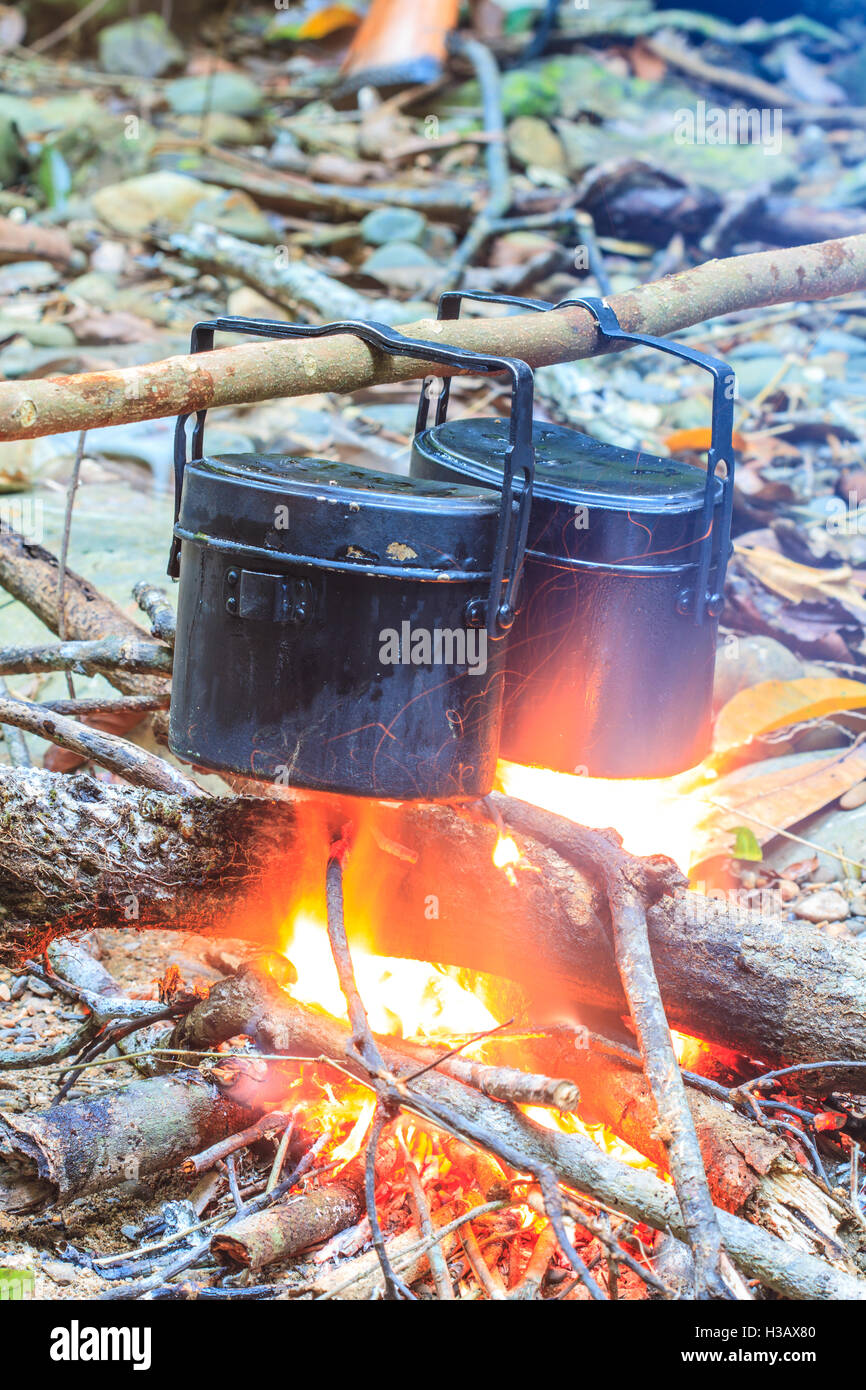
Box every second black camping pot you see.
[167,317,535,800]
[411,293,736,779]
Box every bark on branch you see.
[1,237,864,440]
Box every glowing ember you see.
[331,1097,376,1165]
[672,1030,710,1071]
[497,759,710,873]
[492,833,523,885]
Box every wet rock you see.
[763,802,866,880]
[91,172,273,242]
[98,14,184,78]
[170,113,259,146]
[0,94,103,137]
[0,317,76,348]
[227,286,288,320]
[30,420,255,492]
[507,117,567,175]
[714,635,804,711]
[363,241,436,291]
[792,889,850,923]
[165,73,264,118]
[360,206,427,246]
[0,260,60,294]
[840,779,866,811]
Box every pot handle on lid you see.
[424,290,735,627]
[169,316,535,637]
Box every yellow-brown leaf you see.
[693,744,866,864]
[713,676,866,758]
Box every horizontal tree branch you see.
[1,236,864,440]
[0,698,200,798]
[0,638,173,677]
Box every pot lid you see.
[421,417,722,514]
[176,452,502,578]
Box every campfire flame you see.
[496,758,707,874]
[284,909,500,1041]
[265,758,711,1192]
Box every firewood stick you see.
[402,1044,581,1111]
[2,237,866,440]
[181,1110,296,1177]
[397,1131,453,1299]
[461,1215,508,1300]
[510,1221,559,1300]
[172,969,866,1300]
[132,581,176,647]
[0,1074,258,1213]
[211,1180,364,1272]
[0,696,199,798]
[36,694,170,716]
[0,637,173,677]
[494,797,727,1299]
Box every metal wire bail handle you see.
[422,290,736,628]
[563,296,736,628]
[168,317,536,636]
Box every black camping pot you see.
[167,317,535,800]
[410,293,736,779]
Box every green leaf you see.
[732,826,763,862]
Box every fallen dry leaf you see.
[734,544,866,622]
[694,743,866,862]
[713,676,866,758]
[665,426,747,453]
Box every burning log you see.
[0,1074,257,1213]
[3,767,866,1080]
[477,1034,861,1274]
[170,965,866,1301]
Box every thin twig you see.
[397,1130,453,1300]
[435,34,511,293]
[265,1115,295,1196]
[56,429,86,698]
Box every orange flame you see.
[496,758,708,874]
